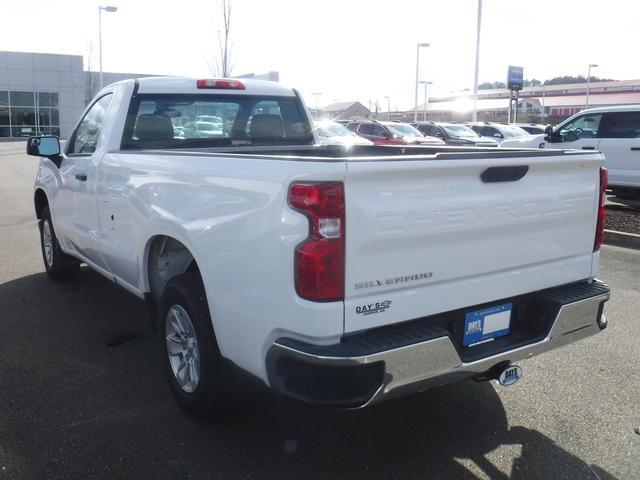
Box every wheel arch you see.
[144,234,202,305]
[34,188,49,220]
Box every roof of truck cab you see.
[131,76,297,96]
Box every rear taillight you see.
[289,182,345,302]
[594,167,608,252]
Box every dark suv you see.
[411,121,498,147]
[346,120,445,146]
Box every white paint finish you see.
[135,76,297,97]
[34,77,604,385]
[598,138,640,188]
[95,151,346,380]
[343,153,603,333]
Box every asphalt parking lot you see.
[0,141,638,479]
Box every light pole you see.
[586,63,598,109]
[98,5,118,90]
[384,96,390,120]
[419,81,432,121]
[414,42,430,122]
[311,92,322,118]
[541,84,546,123]
[471,0,482,122]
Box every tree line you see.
[479,75,616,90]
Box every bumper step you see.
[268,280,610,408]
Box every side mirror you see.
[544,125,560,142]
[27,136,61,158]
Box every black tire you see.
[159,272,236,418]
[611,189,640,201]
[39,206,80,281]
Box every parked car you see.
[499,105,640,198]
[513,123,547,135]
[411,121,499,147]
[466,122,530,140]
[347,120,445,145]
[26,76,610,417]
[182,120,224,137]
[315,120,373,146]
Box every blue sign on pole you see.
[507,65,524,90]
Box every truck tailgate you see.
[343,151,602,334]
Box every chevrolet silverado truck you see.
[27,77,610,416]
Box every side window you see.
[434,127,446,138]
[486,127,503,138]
[358,124,374,135]
[558,113,602,142]
[422,125,434,136]
[471,126,484,136]
[599,112,640,139]
[371,124,387,137]
[69,94,113,154]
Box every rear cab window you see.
[121,94,313,149]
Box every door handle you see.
[75,174,87,181]
[631,147,640,151]
[582,146,596,150]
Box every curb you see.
[603,229,640,250]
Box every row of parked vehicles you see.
[315,118,546,148]
[316,107,639,198]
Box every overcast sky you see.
[2,0,638,109]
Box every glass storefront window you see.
[11,107,36,126]
[1,91,60,137]
[9,91,35,107]
[12,126,37,137]
[37,108,59,126]
[38,92,59,108]
[40,126,60,136]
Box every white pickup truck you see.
[27,77,610,416]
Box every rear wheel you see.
[39,206,80,281]
[159,273,236,417]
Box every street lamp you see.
[419,81,432,121]
[384,96,391,120]
[414,42,430,122]
[586,63,598,109]
[471,0,483,122]
[98,5,118,90]
[311,92,322,117]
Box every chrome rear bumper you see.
[267,280,610,408]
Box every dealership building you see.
[413,79,640,123]
[0,50,163,139]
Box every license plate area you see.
[463,303,512,347]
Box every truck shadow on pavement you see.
[0,267,618,480]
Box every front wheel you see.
[39,206,80,281]
[159,273,236,418]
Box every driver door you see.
[53,93,113,269]
[548,112,603,151]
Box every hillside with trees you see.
[479,76,616,90]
